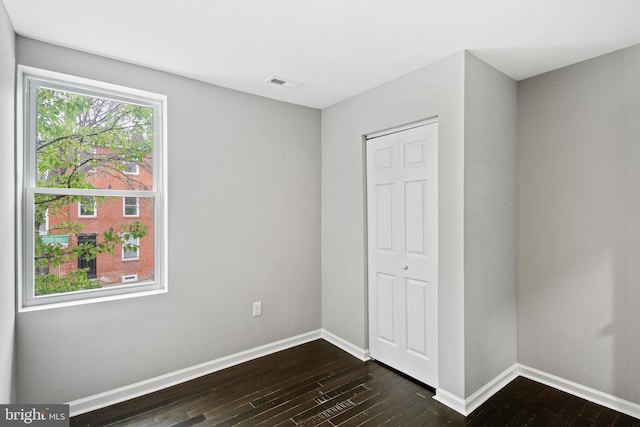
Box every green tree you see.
[34,87,152,295]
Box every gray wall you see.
[0,0,15,404]
[463,54,518,396]
[518,44,640,403]
[15,37,321,403]
[322,53,467,398]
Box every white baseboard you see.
[321,329,370,361]
[464,364,520,415]
[434,364,519,416]
[516,364,640,420]
[433,388,467,415]
[68,329,322,417]
[69,329,369,417]
[435,363,640,420]
[69,333,640,421]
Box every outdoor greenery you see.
[34,87,152,295]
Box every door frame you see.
[363,117,439,383]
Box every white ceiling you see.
[3,0,640,109]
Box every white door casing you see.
[366,121,438,387]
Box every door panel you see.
[375,147,394,170]
[375,185,394,252]
[376,273,396,344]
[406,278,426,355]
[404,140,426,168]
[367,121,438,387]
[404,180,427,255]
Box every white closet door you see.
[367,122,438,387]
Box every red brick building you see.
[44,158,155,286]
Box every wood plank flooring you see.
[71,339,639,426]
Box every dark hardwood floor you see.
[72,340,639,426]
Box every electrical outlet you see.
[252,301,262,317]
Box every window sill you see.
[19,286,167,313]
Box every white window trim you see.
[78,197,97,218]
[17,65,169,312]
[123,196,139,217]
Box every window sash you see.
[25,80,161,192]
[24,188,160,304]
[18,65,168,311]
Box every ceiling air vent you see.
[265,76,302,89]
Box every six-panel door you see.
[366,122,438,387]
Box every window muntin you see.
[19,66,167,310]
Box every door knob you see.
[402,264,409,270]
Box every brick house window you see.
[78,196,97,218]
[18,66,168,310]
[123,197,139,217]
[122,235,140,260]
[123,161,139,175]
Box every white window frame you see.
[123,196,139,217]
[17,66,169,311]
[78,196,97,218]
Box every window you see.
[123,161,139,175]
[122,235,140,260]
[123,197,139,217]
[18,66,167,310]
[78,196,97,218]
